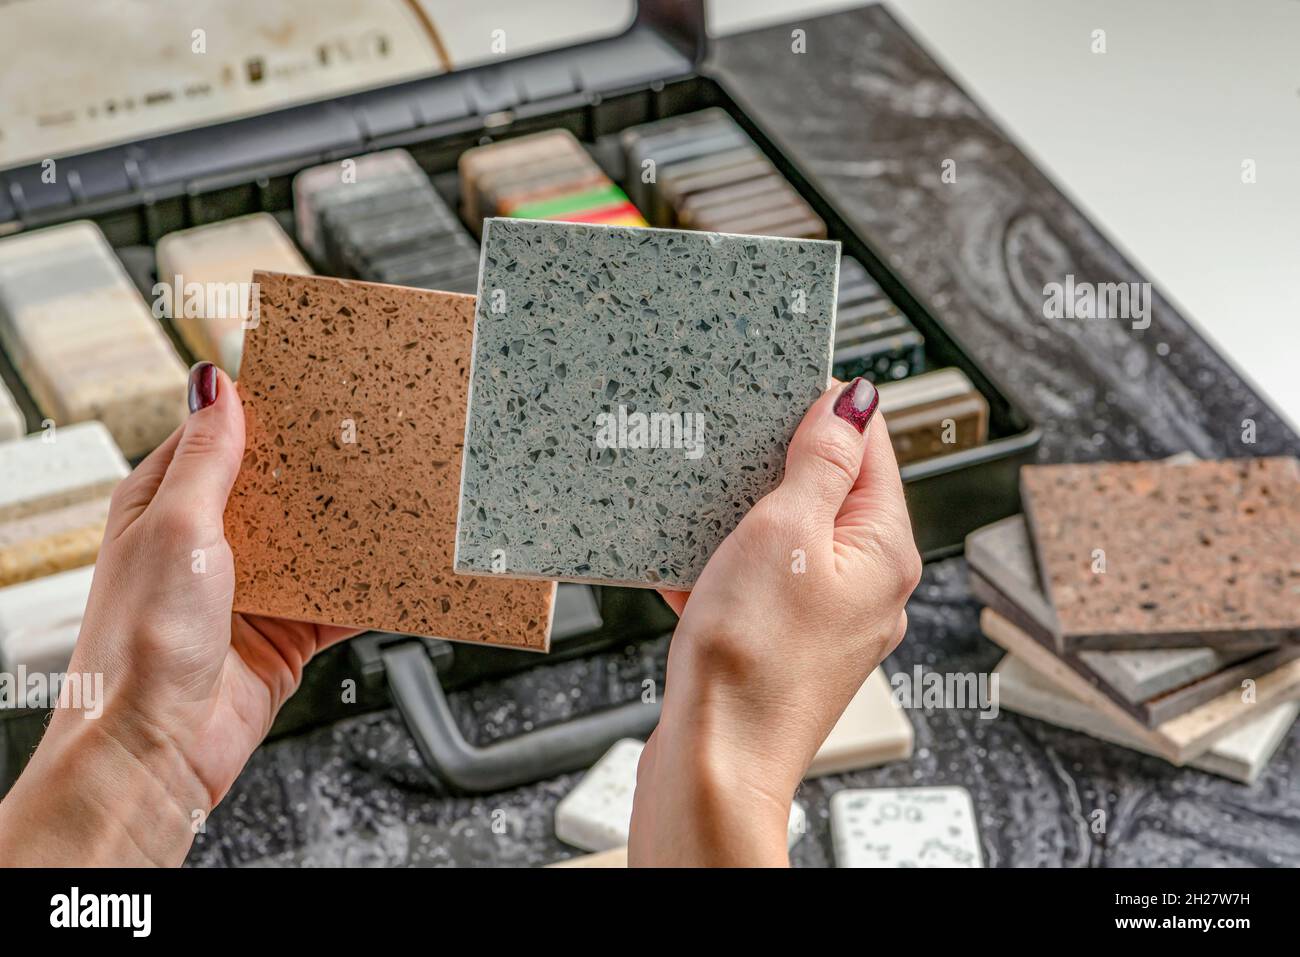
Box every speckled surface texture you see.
[111,6,1300,867]
[830,786,982,867]
[456,218,838,588]
[973,570,1300,728]
[225,272,554,650]
[1021,458,1300,649]
[966,514,1265,706]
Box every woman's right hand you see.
[630,377,921,866]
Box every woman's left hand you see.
[0,363,357,866]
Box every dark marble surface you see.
[187,5,1298,867]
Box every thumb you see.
[776,377,878,523]
[153,362,245,532]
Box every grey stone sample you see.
[456,218,838,589]
[966,514,1251,703]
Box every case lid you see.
[0,0,706,230]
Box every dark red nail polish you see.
[833,377,878,433]
[188,361,218,413]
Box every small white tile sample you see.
[556,738,806,853]
[555,737,642,852]
[0,421,128,522]
[807,667,914,777]
[0,563,93,672]
[830,786,983,868]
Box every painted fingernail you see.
[188,361,218,413]
[833,377,878,433]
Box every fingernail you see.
[188,361,218,413]
[833,377,878,433]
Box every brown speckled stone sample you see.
[225,272,555,651]
[1021,457,1300,650]
[964,513,1281,713]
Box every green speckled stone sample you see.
[456,218,839,588]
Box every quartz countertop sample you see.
[225,273,555,650]
[456,218,837,589]
[1020,458,1300,649]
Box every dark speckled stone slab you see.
[456,218,838,588]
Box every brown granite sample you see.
[224,272,555,651]
[1021,458,1300,650]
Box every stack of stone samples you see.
[969,456,1300,782]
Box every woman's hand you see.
[0,363,356,866]
[629,378,920,866]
